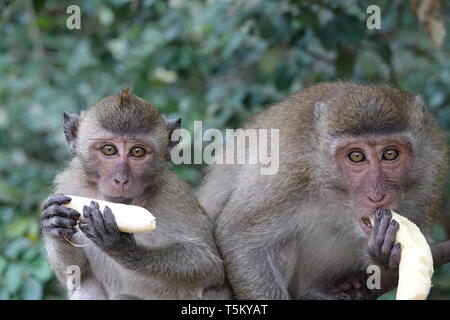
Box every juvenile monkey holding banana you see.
[41,88,230,300]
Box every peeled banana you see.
[371,211,433,300]
[391,211,433,300]
[63,195,156,234]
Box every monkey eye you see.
[101,144,117,156]
[382,149,399,161]
[348,150,366,163]
[130,146,146,158]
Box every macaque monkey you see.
[41,87,230,300]
[198,82,450,299]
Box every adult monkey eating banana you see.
[198,82,450,299]
[41,87,230,300]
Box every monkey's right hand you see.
[41,194,81,238]
[368,209,401,269]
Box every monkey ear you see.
[166,118,182,152]
[63,112,80,156]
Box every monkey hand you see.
[368,209,401,270]
[79,201,136,252]
[41,193,80,238]
[366,208,402,297]
[328,272,394,300]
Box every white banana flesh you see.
[371,211,433,300]
[63,195,156,234]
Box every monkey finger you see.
[82,205,93,224]
[380,219,399,265]
[374,209,392,250]
[84,207,106,241]
[42,206,80,219]
[103,206,119,234]
[42,216,78,229]
[369,209,384,257]
[43,226,77,238]
[372,208,383,236]
[82,206,99,234]
[43,194,71,210]
[88,205,109,235]
[78,219,89,232]
[61,206,81,219]
[388,243,402,269]
[78,219,97,239]
[90,201,100,211]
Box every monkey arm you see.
[222,247,290,300]
[44,236,88,284]
[44,236,108,300]
[107,241,225,288]
[431,240,450,268]
[79,201,225,288]
[213,205,294,299]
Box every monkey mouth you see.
[105,196,134,204]
[360,216,373,234]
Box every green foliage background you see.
[0,0,449,300]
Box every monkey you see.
[198,81,450,299]
[41,87,230,300]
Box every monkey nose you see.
[114,178,129,186]
[367,194,385,203]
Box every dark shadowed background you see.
[0,0,449,299]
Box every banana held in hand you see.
[371,211,433,300]
[63,195,156,234]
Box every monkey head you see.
[62,87,181,203]
[311,85,447,235]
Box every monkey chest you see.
[286,220,367,297]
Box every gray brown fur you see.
[198,81,448,299]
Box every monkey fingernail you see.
[375,209,383,218]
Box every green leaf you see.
[20,278,43,300]
[378,288,396,300]
[4,263,25,294]
[432,222,447,242]
[5,218,29,238]
[31,257,54,282]
[0,288,10,300]
[336,44,357,78]
[0,180,22,205]
[4,238,30,260]
[0,257,7,274]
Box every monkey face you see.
[85,136,158,203]
[334,135,412,234]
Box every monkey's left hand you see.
[79,201,136,252]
